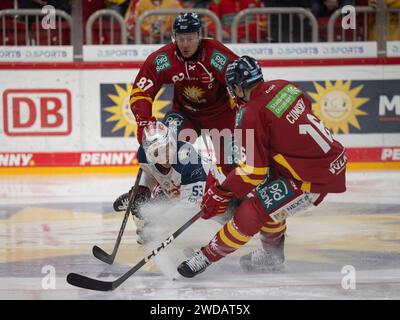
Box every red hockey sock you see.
[259,220,286,250]
[201,218,252,262]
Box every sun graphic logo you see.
[307,80,369,134]
[183,86,205,103]
[101,84,171,137]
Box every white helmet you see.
[142,122,177,164]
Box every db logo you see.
[3,89,72,136]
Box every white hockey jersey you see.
[138,141,223,206]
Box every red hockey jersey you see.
[130,39,238,122]
[223,80,347,198]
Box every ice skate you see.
[113,192,130,212]
[240,239,285,273]
[177,250,211,278]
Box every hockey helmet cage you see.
[142,122,177,164]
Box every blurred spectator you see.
[126,0,230,43]
[310,0,353,18]
[207,0,267,42]
[368,0,400,40]
[0,0,16,9]
[82,0,106,22]
[17,0,71,13]
[310,0,354,41]
[180,0,212,8]
[105,0,130,16]
[125,0,182,43]
[125,0,139,41]
[17,0,71,29]
[263,0,312,42]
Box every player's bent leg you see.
[178,176,325,277]
[240,177,323,273]
[177,199,260,278]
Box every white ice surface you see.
[0,171,399,299]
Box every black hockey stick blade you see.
[92,245,114,265]
[91,169,143,264]
[67,272,113,291]
[66,210,204,291]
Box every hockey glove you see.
[136,116,156,144]
[132,186,151,216]
[201,173,233,220]
[113,185,151,217]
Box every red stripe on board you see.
[0,58,400,69]
[0,151,139,167]
[346,147,400,162]
[0,147,399,168]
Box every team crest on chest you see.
[183,86,205,103]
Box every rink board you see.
[1,50,400,173]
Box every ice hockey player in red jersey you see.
[130,12,239,174]
[177,55,347,278]
[114,12,239,213]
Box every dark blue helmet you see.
[173,12,202,34]
[225,56,263,92]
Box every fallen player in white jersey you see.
[113,121,233,244]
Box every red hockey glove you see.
[201,173,233,220]
[136,116,156,144]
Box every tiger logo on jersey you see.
[183,86,205,103]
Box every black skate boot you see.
[240,237,285,273]
[113,186,150,245]
[113,192,130,212]
[113,186,150,213]
[177,250,211,278]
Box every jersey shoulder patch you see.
[147,43,174,74]
[152,52,172,73]
[265,83,303,118]
[209,48,228,72]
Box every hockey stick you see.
[67,209,204,291]
[92,169,143,265]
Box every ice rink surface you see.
[1,170,399,300]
